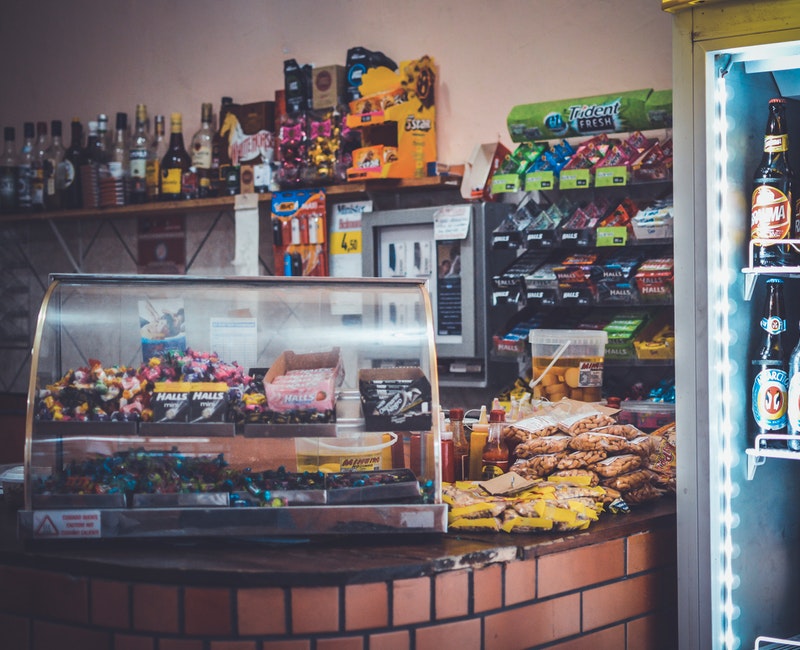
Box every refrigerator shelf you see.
[742,239,800,300]
[745,434,800,480]
[755,634,800,649]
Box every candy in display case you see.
[18,274,447,540]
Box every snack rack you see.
[18,274,446,540]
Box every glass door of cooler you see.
[672,4,800,649]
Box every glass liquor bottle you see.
[146,114,166,201]
[129,104,149,204]
[160,112,192,201]
[0,127,18,213]
[16,122,34,212]
[44,120,66,210]
[191,102,214,198]
[62,118,85,210]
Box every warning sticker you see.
[33,510,102,538]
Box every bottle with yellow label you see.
[481,408,509,480]
[160,113,192,201]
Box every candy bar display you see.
[345,55,437,180]
[33,449,422,508]
[19,274,447,539]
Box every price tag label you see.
[594,166,628,187]
[559,169,591,189]
[329,230,362,255]
[596,226,628,247]
[525,171,554,191]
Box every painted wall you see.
[0,0,672,166]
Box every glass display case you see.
[18,274,446,539]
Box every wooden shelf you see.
[0,175,463,225]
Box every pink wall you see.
[0,0,672,166]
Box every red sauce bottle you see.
[481,408,509,480]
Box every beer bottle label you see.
[788,373,800,450]
[761,315,786,335]
[764,134,788,153]
[788,373,800,431]
[752,367,788,431]
[161,168,181,195]
[751,185,791,241]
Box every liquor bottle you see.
[44,120,66,210]
[146,114,166,201]
[191,102,214,198]
[30,121,48,211]
[787,320,800,452]
[109,112,129,205]
[97,113,111,152]
[129,104,149,204]
[749,278,789,448]
[449,407,470,482]
[217,96,240,195]
[750,97,798,267]
[212,96,233,196]
[160,112,192,201]
[16,122,34,212]
[62,118,85,210]
[81,120,101,209]
[481,408,509,480]
[0,127,18,213]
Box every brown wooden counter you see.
[0,496,676,650]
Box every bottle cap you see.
[441,430,453,440]
[449,407,464,421]
[4,126,14,140]
[489,408,506,423]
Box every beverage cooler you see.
[669,1,800,649]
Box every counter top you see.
[0,498,675,587]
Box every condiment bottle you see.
[468,405,489,481]
[481,408,509,480]
[449,408,470,482]
[440,429,455,483]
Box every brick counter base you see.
[0,523,676,650]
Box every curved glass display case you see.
[18,274,446,539]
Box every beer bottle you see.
[481,408,509,479]
[786,320,800,451]
[750,278,789,448]
[750,97,797,267]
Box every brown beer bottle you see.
[751,97,797,267]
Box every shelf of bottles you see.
[742,239,800,300]
[742,237,800,480]
[0,176,459,225]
